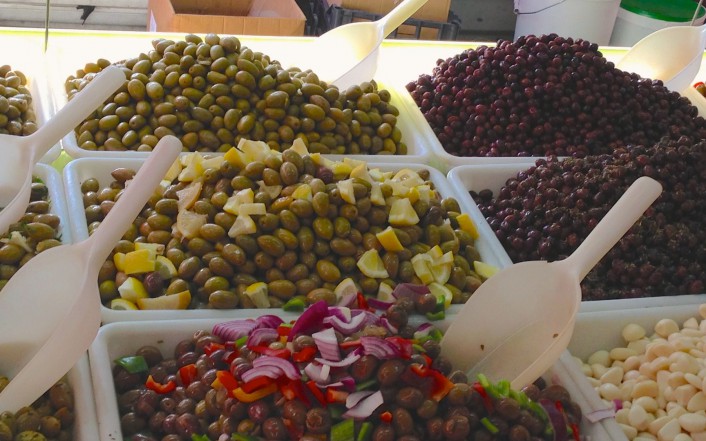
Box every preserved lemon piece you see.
[118,277,149,303]
[356,249,389,279]
[388,198,419,226]
[376,227,404,252]
[155,255,177,279]
[123,249,156,275]
[176,210,208,239]
[223,188,255,215]
[113,252,126,272]
[411,253,434,285]
[337,179,356,204]
[245,282,270,308]
[292,184,313,201]
[474,261,499,280]
[228,214,257,237]
[110,298,138,310]
[138,290,191,310]
[456,213,479,240]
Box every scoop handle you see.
[559,176,662,282]
[24,65,125,163]
[84,135,182,262]
[379,0,429,37]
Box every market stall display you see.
[0,23,702,441]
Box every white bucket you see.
[610,5,706,47]
[513,0,621,45]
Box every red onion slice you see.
[312,328,341,361]
[343,390,384,419]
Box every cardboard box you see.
[147,0,306,36]
[328,0,452,39]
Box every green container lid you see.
[621,0,706,22]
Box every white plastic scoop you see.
[615,24,706,93]
[441,176,662,390]
[0,65,126,234]
[0,135,181,412]
[307,0,428,90]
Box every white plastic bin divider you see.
[45,33,431,164]
[446,163,706,313]
[91,316,616,441]
[63,158,505,321]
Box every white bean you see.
[634,396,659,413]
[621,423,639,440]
[685,317,700,330]
[688,393,706,412]
[635,435,657,441]
[633,380,660,399]
[692,431,706,441]
[599,382,622,401]
[698,304,706,320]
[676,385,699,408]
[615,407,630,424]
[601,366,625,385]
[646,341,675,361]
[685,373,702,390]
[674,434,694,441]
[613,347,639,361]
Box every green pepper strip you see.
[191,434,211,441]
[330,418,355,441]
[231,434,259,441]
[235,335,248,348]
[283,297,306,312]
[425,310,445,321]
[356,422,373,441]
[115,355,148,374]
[480,417,499,434]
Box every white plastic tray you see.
[0,32,59,164]
[567,303,706,441]
[5,165,97,440]
[446,163,706,313]
[90,316,615,441]
[63,158,506,322]
[44,32,432,164]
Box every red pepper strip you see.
[472,382,494,413]
[306,380,327,406]
[178,364,198,387]
[145,375,176,394]
[292,346,318,363]
[203,342,225,356]
[356,292,370,310]
[386,336,413,359]
[421,354,433,367]
[339,340,362,350]
[380,411,393,423]
[326,388,349,404]
[279,378,311,406]
[411,363,429,377]
[233,382,278,403]
[214,370,240,394]
[223,350,239,365]
[570,422,581,441]
[428,369,455,401]
[241,376,273,394]
[249,345,292,359]
[277,324,291,337]
[283,418,304,440]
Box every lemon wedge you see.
[176,210,208,239]
[245,282,270,308]
[337,179,356,204]
[155,255,177,279]
[411,253,434,284]
[123,249,156,275]
[429,282,453,308]
[388,198,420,226]
[228,214,257,237]
[357,249,389,279]
[474,261,500,280]
[138,290,191,310]
[113,252,126,272]
[223,188,255,215]
[135,242,165,258]
[456,213,480,240]
[118,277,149,303]
[376,227,404,252]
[292,184,313,201]
[110,298,138,310]
[176,181,203,212]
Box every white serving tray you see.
[90,315,615,441]
[44,32,432,164]
[446,163,706,313]
[63,158,507,322]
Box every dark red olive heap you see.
[473,136,706,300]
[406,34,706,158]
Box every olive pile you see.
[0,65,37,136]
[0,377,75,441]
[406,34,706,157]
[86,146,484,311]
[473,136,706,300]
[112,315,582,440]
[66,33,407,155]
[0,179,62,291]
